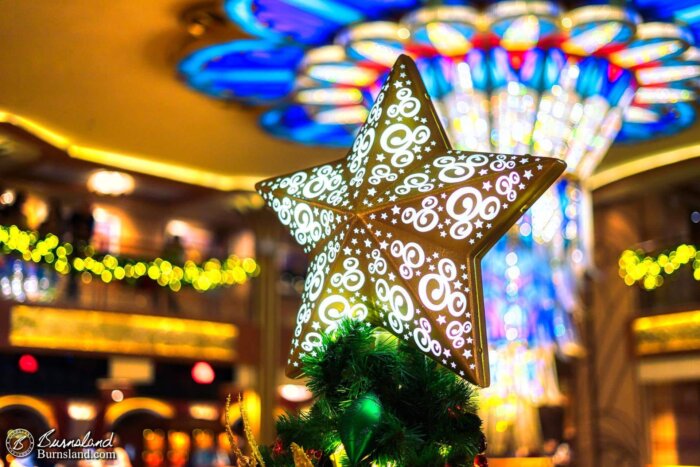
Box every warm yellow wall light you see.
[0,109,261,191]
[87,170,135,196]
[633,309,700,355]
[9,305,238,361]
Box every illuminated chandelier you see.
[180,1,699,170]
[178,0,699,453]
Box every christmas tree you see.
[263,320,487,466]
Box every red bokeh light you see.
[191,361,215,384]
[19,354,39,374]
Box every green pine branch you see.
[264,320,483,467]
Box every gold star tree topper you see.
[256,55,565,387]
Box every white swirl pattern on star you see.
[257,55,564,385]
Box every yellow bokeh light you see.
[0,224,259,292]
[619,244,699,290]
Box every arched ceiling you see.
[0,0,697,191]
[0,0,343,190]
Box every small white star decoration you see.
[256,55,564,387]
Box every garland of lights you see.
[619,244,700,290]
[0,224,259,292]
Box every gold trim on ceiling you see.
[585,143,700,191]
[0,109,262,191]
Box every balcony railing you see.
[0,256,253,322]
